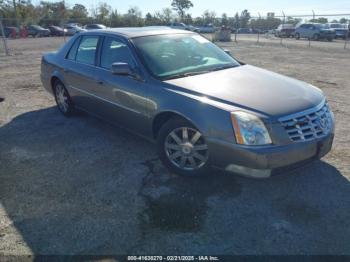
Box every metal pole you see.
[281,11,285,45]
[0,18,10,55]
[234,21,237,42]
[345,25,349,49]
[257,12,261,43]
[12,0,19,33]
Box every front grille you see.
[279,101,332,143]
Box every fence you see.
[1,11,350,55]
[220,12,350,49]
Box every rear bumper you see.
[208,132,334,178]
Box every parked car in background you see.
[324,23,348,39]
[0,26,17,38]
[294,23,335,41]
[198,24,216,33]
[84,24,107,30]
[64,25,85,36]
[167,22,189,31]
[188,25,200,32]
[237,28,252,34]
[48,26,65,36]
[41,27,334,178]
[28,25,50,37]
[275,24,295,37]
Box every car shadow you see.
[0,107,350,255]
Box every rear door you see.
[63,35,101,112]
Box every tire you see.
[327,37,333,42]
[53,80,74,116]
[313,34,320,41]
[295,33,300,40]
[157,117,210,177]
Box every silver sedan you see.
[41,27,335,178]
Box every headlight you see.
[231,111,272,145]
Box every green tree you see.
[339,18,348,24]
[97,2,111,23]
[123,6,143,26]
[70,4,88,20]
[171,0,193,20]
[239,9,250,28]
[202,10,216,25]
[310,17,328,23]
[221,13,228,26]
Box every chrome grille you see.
[279,101,332,142]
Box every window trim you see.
[65,36,82,61]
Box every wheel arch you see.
[50,71,65,92]
[152,111,201,139]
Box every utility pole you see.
[12,0,19,32]
[0,17,10,55]
[281,11,285,45]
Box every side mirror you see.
[111,62,133,76]
[111,62,143,81]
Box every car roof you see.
[80,27,193,38]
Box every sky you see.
[33,0,350,18]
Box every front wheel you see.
[295,33,300,40]
[53,80,74,116]
[157,118,210,177]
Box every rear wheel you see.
[157,118,210,177]
[53,80,74,116]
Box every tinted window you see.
[76,36,99,65]
[66,37,81,60]
[100,37,134,69]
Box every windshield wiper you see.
[210,64,239,72]
[162,70,210,80]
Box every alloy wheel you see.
[164,127,209,171]
[55,84,69,113]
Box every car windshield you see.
[132,34,240,80]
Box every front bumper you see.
[208,132,334,178]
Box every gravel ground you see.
[0,36,350,255]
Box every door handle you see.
[96,80,104,85]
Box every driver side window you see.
[100,37,135,70]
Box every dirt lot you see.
[0,36,350,255]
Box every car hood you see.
[164,65,324,118]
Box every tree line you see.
[0,0,348,29]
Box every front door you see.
[91,36,152,135]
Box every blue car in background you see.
[294,23,335,41]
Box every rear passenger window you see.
[100,37,134,70]
[76,36,99,65]
[66,37,80,60]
